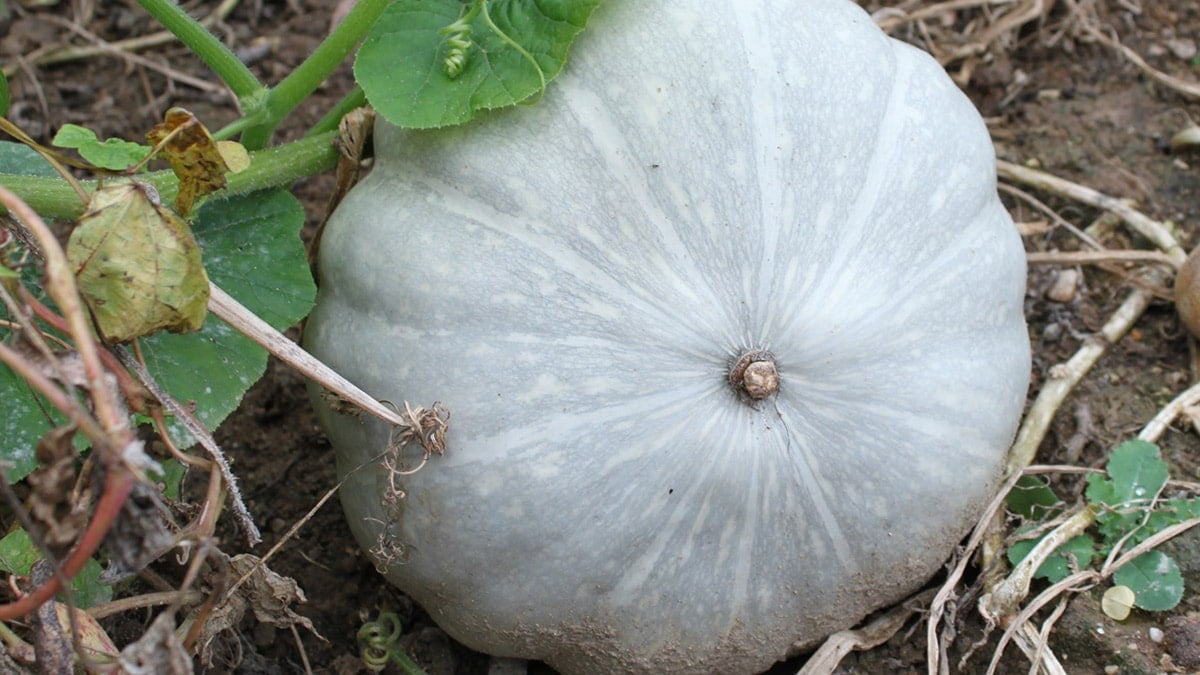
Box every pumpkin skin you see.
[305,0,1030,672]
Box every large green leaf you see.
[0,140,57,176]
[1,143,64,479]
[0,363,54,480]
[1,188,312,478]
[356,0,602,129]
[138,188,314,445]
[0,529,111,608]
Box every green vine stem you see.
[238,0,389,149]
[136,0,263,102]
[0,130,339,220]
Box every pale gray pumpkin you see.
[304,0,1030,672]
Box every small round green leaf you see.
[1113,550,1184,612]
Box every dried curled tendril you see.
[438,0,547,103]
[358,612,425,674]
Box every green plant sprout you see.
[1007,440,1199,613]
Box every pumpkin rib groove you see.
[552,80,744,337]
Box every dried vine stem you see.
[999,159,1187,475]
[998,160,1188,265]
[1005,278,1160,476]
[925,164,1186,672]
[0,188,127,434]
[925,468,1026,675]
[206,282,416,431]
[800,589,936,675]
[1139,380,1200,444]
[113,346,262,546]
[1060,0,1200,101]
[1026,250,1179,268]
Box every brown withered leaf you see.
[99,478,175,584]
[25,426,88,560]
[309,106,374,268]
[146,108,243,216]
[67,179,209,344]
[119,611,191,675]
[196,553,324,666]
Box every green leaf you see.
[138,189,314,445]
[356,0,602,129]
[1007,475,1061,520]
[0,367,52,481]
[1121,496,1200,550]
[1,189,311,472]
[1113,550,1183,611]
[1,251,68,481]
[0,140,58,176]
[1086,440,1168,543]
[156,457,187,501]
[1007,534,1095,583]
[52,124,151,171]
[0,70,9,118]
[0,530,112,608]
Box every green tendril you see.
[479,0,547,104]
[437,0,547,101]
[438,1,483,79]
[357,612,426,675]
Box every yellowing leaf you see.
[146,108,228,216]
[1102,585,1135,621]
[68,180,210,343]
[54,603,119,662]
[216,140,250,173]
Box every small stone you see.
[1045,269,1080,303]
[1150,626,1164,643]
[1166,37,1198,61]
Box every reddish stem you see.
[0,465,135,620]
[21,289,152,412]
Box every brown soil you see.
[4,0,1200,673]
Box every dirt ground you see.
[4,0,1200,673]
